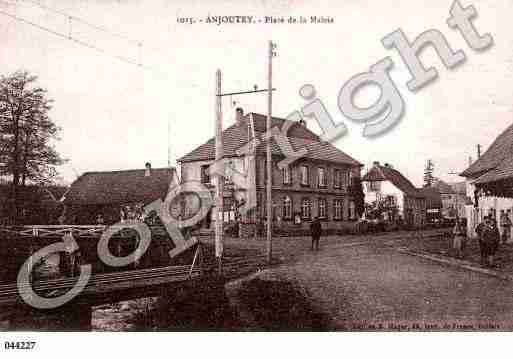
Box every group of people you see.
[308,210,513,267]
[452,211,512,267]
[475,216,501,267]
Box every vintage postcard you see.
[0,0,512,348]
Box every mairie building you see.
[177,108,362,236]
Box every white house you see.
[362,162,426,227]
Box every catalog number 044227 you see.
[4,341,36,350]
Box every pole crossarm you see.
[217,88,276,97]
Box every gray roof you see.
[177,112,362,166]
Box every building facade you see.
[432,180,467,219]
[178,109,362,235]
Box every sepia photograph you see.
[0,0,512,353]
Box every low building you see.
[64,163,176,224]
[362,162,426,227]
[418,186,443,223]
[432,179,467,219]
[177,108,363,235]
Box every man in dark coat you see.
[480,217,500,267]
[475,217,487,266]
[310,217,322,251]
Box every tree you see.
[0,70,65,222]
[349,176,365,218]
[423,159,435,187]
[365,195,399,222]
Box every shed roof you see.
[64,167,175,206]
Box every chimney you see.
[145,162,151,177]
[373,161,380,167]
[299,118,307,127]
[477,144,481,159]
[384,163,393,169]
[235,107,244,124]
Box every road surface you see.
[228,233,513,330]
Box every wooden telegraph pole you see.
[215,69,224,273]
[266,41,273,264]
[213,43,277,269]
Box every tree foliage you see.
[0,70,65,221]
[423,159,435,188]
[349,176,365,218]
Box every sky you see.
[1,0,512,187]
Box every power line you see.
[16,0,176,64]
[0,4,155,71]
[19,0,142,45]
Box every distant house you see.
[177,108,362,235]
[460,122,513,238]
[362,161,426,227]
[64,163,176,224]
[432,179,467,218]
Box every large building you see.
[362,162,426,227]
[177,108,362,235]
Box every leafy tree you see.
[0,70,65,222]
[349,176,365,218]
[423,159,435,187]
[365,195,399,222]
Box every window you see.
[318,167,326,188]
[369,181,381,192]
[283,196,292,219]
[386,195,397,207]
[318,198,327,218]
[200,165,210,184]
[300,165,309,186]
[224,160,235,184]
[282,166,291,185]
[301,198,311,219]
[334,199,343,220]
[334,169,341,188]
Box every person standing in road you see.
[310,216,322,251]
[475,216,487,266]
[452,219,465,259]
[500,210,512,244]
[481,217,500,268]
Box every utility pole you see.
[266,40,273,264]
[213,42,277,266]
[477,144,481,159]
[167,119,172,168]
[215,69,224,273]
